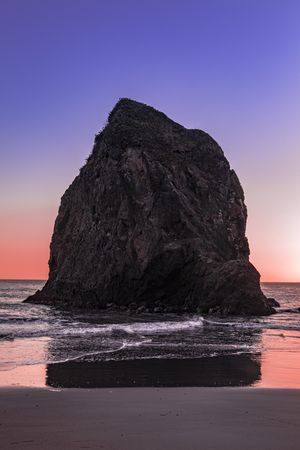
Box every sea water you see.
[0,280,300,388]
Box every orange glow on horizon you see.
[0,208,56,280]
[0,207,298,282]
[251,252,300,283]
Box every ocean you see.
[0,280,300,388]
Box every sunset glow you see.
[0,0,299,281]
[0,208,56,279]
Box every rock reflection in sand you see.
[46,354,261,388]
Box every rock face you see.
[26,98,274,315]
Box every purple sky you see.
[0,0,299,280]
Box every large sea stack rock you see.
[26,99,274,315]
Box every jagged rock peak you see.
[108,97,172,122]
[25,98,276,316]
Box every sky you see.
[0,0,299,281]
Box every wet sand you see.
[1,387,300,449]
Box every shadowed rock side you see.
[25,98,275,315]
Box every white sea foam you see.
[104,317,204,334]
[4,316,205,339]
[2,280,300,373]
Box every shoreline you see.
[2,346,300,389]
[1,387,300,449]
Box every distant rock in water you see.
[25,98,275,315]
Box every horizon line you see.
[0,279,300,284]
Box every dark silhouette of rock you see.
[266,297,280,308]
[25,98,275,315]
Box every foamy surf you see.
[105,317,204,334]
[1,281,300,373]
[0,316,205,340]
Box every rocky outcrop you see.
[25,98,275,315]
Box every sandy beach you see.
[1,387,300,449]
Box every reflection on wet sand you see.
[46,354,261,388]
[44,314,264,388]
[0,363,46,388]
[3,325,300,389]
[256,330,300,388]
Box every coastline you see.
[1,387,300,449]
[2,345,300,389]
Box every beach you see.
[1,387,300,449]
[2,282,300,448]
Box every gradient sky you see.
[0,0,299,281]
